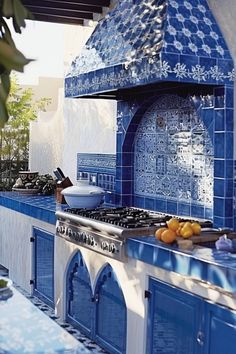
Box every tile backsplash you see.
[133,95,213,212]
[77,153,116,204]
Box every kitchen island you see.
[0,192,235,354]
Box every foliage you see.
[0,75,51,188]
[0,0,32,127]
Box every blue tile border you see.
[127,237,236,293]
[0,192,65,225]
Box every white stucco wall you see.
[29,88,65,174]
[63,98,116,182]
[29,24,117,181]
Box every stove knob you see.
[72,231,77,240]
[101,241,109,251]
[60,226,65,234]
[56,225,60,233]
[82,233,88,243]
[67,228,72,237]
[109,243,116,253]
[90,236,95,246]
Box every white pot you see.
[61,180,105,209]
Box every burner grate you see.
[64,207,171,229]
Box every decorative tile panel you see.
[65,0,234,97]
[134,95,214,208]
[77,153,116,194]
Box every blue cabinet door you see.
[66,251,93,336]
[33,227,54,307]
[94,264,127,354]
[204,302,236,354]
[147,277,203,354]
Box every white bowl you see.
[61,182,105,209]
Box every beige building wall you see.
[24,77,63,111]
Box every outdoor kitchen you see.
[0,0,236,354]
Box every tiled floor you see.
[0,266,108,354]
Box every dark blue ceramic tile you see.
[225,86,234,108]
[225,132,233,159]
[214,133,225,158]
[214,159,225,178]
[225,198,233,217]
[144,198,155,211]
[205,207,213,220]
[214,178,225,197]
[214,109,225,131]
[225,179,233,198]
[226,159,233,178]
[225,109,233,132]
[202,108,214,128]
[178,203,190,216]
[122,181,132,194]
[191,204,204,218]
[133,195,145,208]
[224,217,233,229]
[121,194,132,206]
[155,198,167,213]
[167,201,177,215]
[213,216,224,228]
[213,197,225,217]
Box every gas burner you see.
[64,207,171,229]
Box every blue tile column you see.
[213,85,234,229]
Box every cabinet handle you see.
[91,293,99,303]
[197,331,204,346]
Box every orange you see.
[180,226,193,238]
[161,229,177,244]
[191,222,201,235]
[167,218,180,231]
[176,226,183,236]
[183,221,192,229]
[155,227,167,240]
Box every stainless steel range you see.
[56,207,212,261]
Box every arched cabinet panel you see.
[94,264,127,354]
[66,252,93,335]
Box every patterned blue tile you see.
[65,0,234,97]
[133,94,213,218]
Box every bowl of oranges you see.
[155,218,201,245]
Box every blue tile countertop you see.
[0,191,66,225]
[127,236,236,293]
[1,192,236,293]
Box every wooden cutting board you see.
[182,231,236,245]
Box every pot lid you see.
[61,181,105,197]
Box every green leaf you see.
[0,95,9,128]
[12,0,28,32]
[1,19,16,48]
[0,38,33,72]
[2,0,14,18]
[0,72,11,101]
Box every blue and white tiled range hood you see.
[65,0,234,98]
